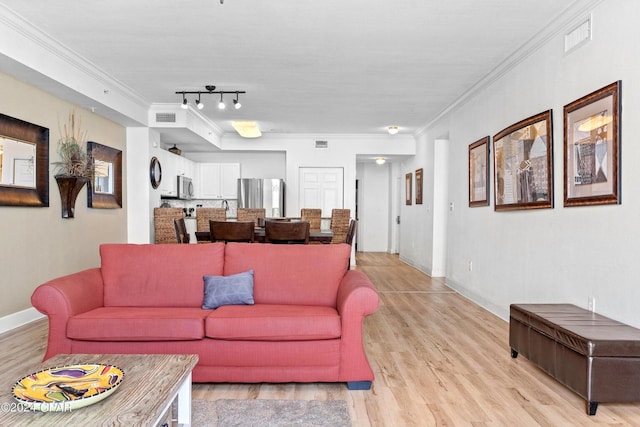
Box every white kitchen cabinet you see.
[159,149,196,197]
[196,163,240,199]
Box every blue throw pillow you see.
[202,270,255,309]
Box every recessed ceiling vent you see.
[315,140,328,149]
[155,112,177,123]
[565,16,591,54]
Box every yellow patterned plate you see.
[12,364,124,411]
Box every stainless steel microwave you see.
[177,176,194,200]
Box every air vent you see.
[315,140,328,149]
[565,16,591,54]
[155,112,177,123]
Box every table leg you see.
[175,372,192,426]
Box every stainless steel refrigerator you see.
[237,178,285,217]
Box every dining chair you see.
[264,220,310,244]
[195,208,226,243]
[300,208,322,231]
[345,219,357,246]
[209,220,255,243]
[330,208,351,243]
[237,208,266,227]
[154,208,185,244]
[173,217,190,244]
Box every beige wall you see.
[0,71,127,318]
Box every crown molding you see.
[0,4,149,114]
[415,0,605,137]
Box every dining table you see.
[195,228,333,244]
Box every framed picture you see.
[563,81,621,207]
[87,141,122,209]
[405,172,412,205]
[493,110,553,211]
[468,136,490,207]
[415,168,423,204]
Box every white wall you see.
[402,0,640,326]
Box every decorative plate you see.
[12,364,125,411]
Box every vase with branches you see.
[53,110,94,218]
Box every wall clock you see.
[149,156,162,189]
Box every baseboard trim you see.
[0,307,44,335]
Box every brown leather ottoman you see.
[510,303,640,415]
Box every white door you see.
[298,167,344,216]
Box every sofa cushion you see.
[205,304,341,341]
[100,243,225,307]
[203,270,255,309]
[223,243,351,307]
[67,307,208,341]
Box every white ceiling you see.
[0,0,579,137]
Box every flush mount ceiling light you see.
[175,85,245,111]
[387,126,399,135]
[375,157,386,165]
[232,121,262,138]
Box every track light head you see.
[218,93,226,110]
[196,95,204,110]
[181,96,188,109]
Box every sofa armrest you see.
[31,268,104,359]
[336,270,379,382]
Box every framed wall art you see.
[563,81,621,207]
[493,110,553,211]
[468,136,490,207]
[415,168,423,205]
[87,141,122,209]
[405,172,412,205]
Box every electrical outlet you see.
[588,296,596,312]
[449,202,455,212]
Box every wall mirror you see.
[87,141,122,209]
[0,113,49,207]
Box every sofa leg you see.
[588,401,598,416]
[511,348,518,358]
[347,381,372,390]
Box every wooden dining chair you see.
[209,220,255,243]
[345,219,357,246]
[173,217,190,244]
[264,220,310,244]
[154,208,185,244]
[195,208,226,243]
[237,208,266,227]
[300,208,322,231]
[330,208,351,243]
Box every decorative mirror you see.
[87,141,122,209]
[0,113,49,207]
[150,156,162,189]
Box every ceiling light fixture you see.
[175,85,246,111]
[232,121,262,138]
[375,157,386,165]
[387,126,399,135]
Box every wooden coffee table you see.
[1,353,198,426]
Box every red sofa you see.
[31,242,379,389]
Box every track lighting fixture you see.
[175,85,246,111]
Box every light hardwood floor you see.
[3,252,640,426]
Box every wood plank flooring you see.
[3,252,640,426]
